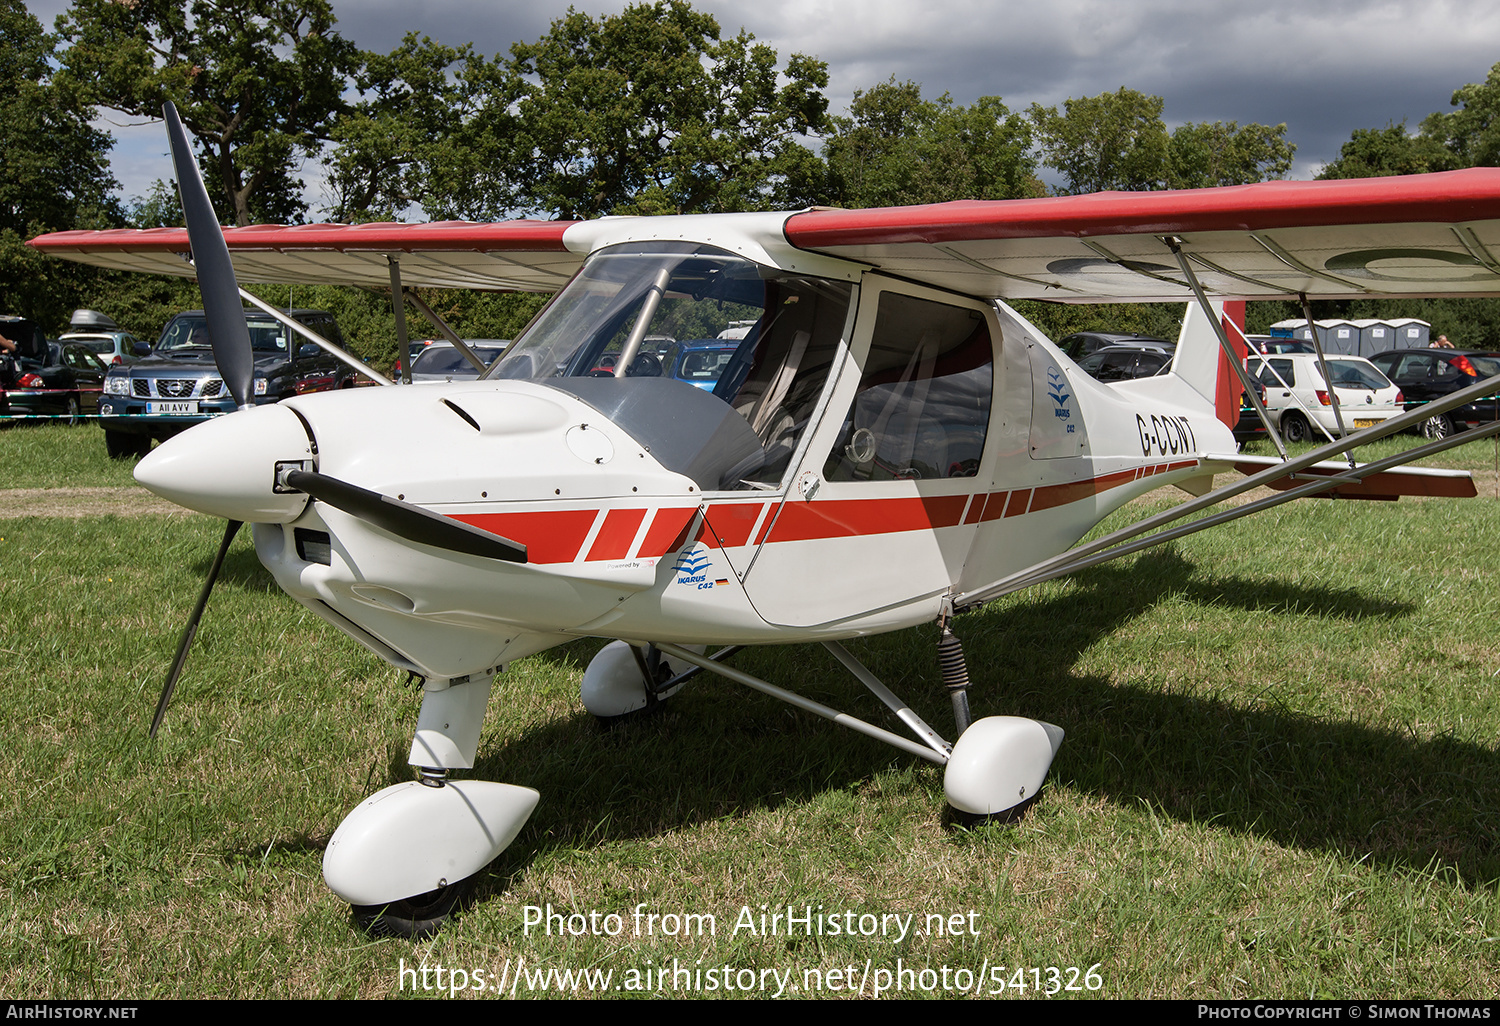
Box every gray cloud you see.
[26,0,1500,210]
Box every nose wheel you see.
[351,874,477,939]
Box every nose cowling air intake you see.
[134,404,315,524]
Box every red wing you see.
[30,169,1500,301]
[784,168,1500,302]
[27,220,583,292]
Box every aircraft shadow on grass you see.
[294,546,1500,898]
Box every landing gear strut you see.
[323,672,538,937]
[649,633,1064,820]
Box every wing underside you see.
[28,220,586,292]
[782,169,1500,302]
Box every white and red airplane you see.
[29,106,1500,935]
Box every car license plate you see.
[1352,418,1380,428]
[148,400,198,415]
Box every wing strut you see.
[1162,237,1289,458]
[954,418,1500,614]
[1298,292,1356,465]
[404,290,490,374]
[954,357,1500,613]
[235,285,395,386]
[388,257,413,384]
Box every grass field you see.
[1,423,1497,999]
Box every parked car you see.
[59,331,148,366]
[1,341,108,423]
[1250,353,1403,442]
[58,309,148,366]
[1058,331,1172,363]
[392,339,438,379]
[1233,384,1270,444]
[1367,348,1500,439]
[98,308,355,458]
[669,338,740,390]
[1076,342,1176,382]
[0,315,46,364]
[407,341,510,383]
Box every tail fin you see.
[1173,299,1248,430]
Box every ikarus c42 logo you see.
[673,545,727,590]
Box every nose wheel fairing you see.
[322,779,540,907]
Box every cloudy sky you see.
[27,0,1500,215]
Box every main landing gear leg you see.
[933,623,1065,821]
[937,623,973,735]
[580,640,705,721]
[649,640,1064,821]
[323,670,539,938]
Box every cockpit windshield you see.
[493,242,855,491]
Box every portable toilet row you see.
[1269,318,1430,355]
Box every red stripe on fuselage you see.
[585,508,649,561]
[453,509,599,564]
[441,461,1198,563]
[705,502,767,548]
[638,506,700,557]
[765,494,968,543]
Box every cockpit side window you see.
[824,292,993,482]
[718,278,853,487]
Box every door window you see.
[823,292,993,482]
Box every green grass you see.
[0,422,142,488]
[1,425,1498,998]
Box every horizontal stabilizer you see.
[1216,452,1476,500]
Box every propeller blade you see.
[162,101,253,409]
[150,519,243,739]
[283,470,528,563]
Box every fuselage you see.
[135,223,1234,681]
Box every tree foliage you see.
[325,34,518,223]
[1424,62,1500,169]
[504,1,829,219]
[1032,88,1295,194]
[823,79,1041,207]
[55,0,360,226]
[1030,88,1171,193]
[0,0,119,323]
[1319,61,1500,181]
[1168,120,1295,189]
[1316,122,1458,180]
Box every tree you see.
[1318,63,1500,181]
[1168,120,1295,188]
[326,34,519,223]
[1030,88,1171,194]
[505,1,830,219]
[126,179,184,228]
[823,79,1041,208]
[1422,62,1500,168]
[55,0,360,226]
[0,0,119,324]
[1316,122,1457,180]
